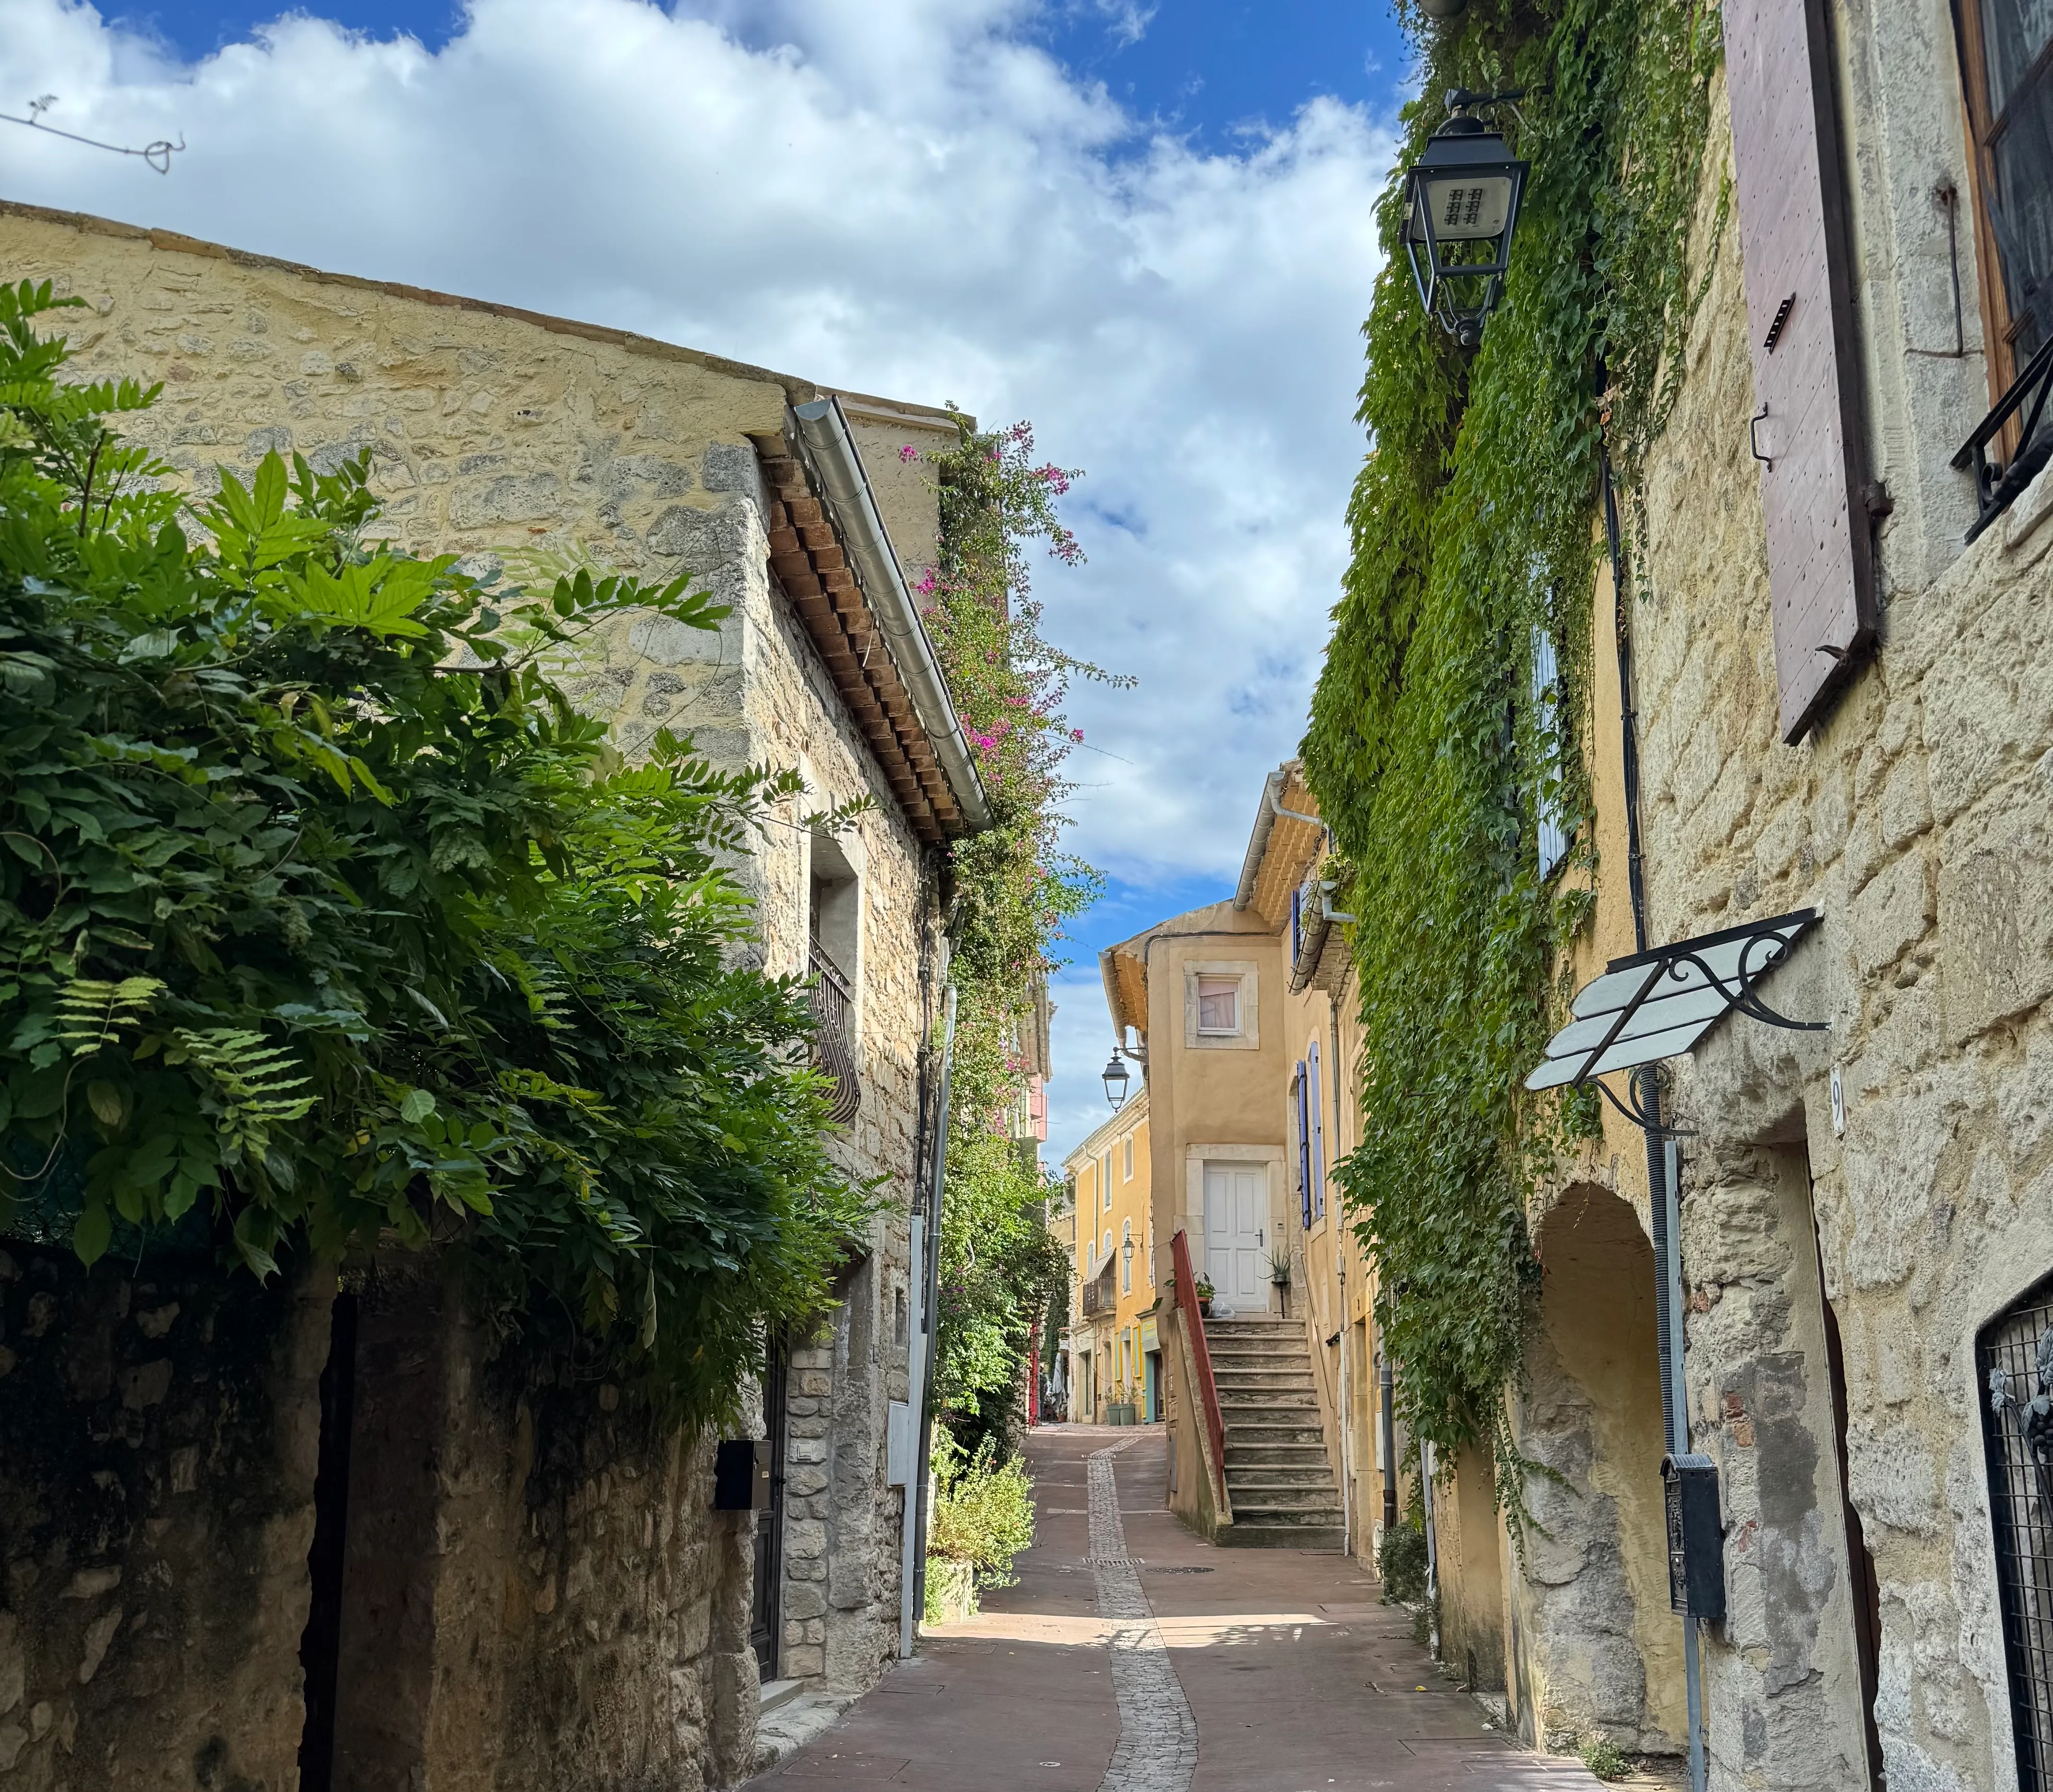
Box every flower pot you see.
[1198,1298,1213,1318]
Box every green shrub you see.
[1580,1735,1632,1781]
[1377,1521,1430,1606]
[0,280,865,1422]
[924,1429,1035,1621]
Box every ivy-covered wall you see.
[1301,0,1722,1518]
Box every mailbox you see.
[713,1438,773,1512]
[1662,1453,1726,1622]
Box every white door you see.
[1203,1163,1267,1316]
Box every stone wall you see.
[0,201,959,1759]
[325,1259,761,1792]
[1618,50,2053,1791]
[0,1241,330,1792]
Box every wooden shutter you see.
[1295,1062,1313,1229]
[1724,0,1877,743]
[1309,1039,1326,1221]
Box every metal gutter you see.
[792,395,991,833]
[1233,770,1324,910]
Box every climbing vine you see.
[1302,0,1723,1520]
[915,414,1112,1456]
[0,283,866,1425]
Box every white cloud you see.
[3,0,1394,892]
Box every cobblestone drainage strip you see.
[1088,1439,1199,1792]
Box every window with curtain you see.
[1197,975,1240,1033]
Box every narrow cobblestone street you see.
[752,1428,1616,1791]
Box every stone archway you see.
[1511,1182,1685,1757]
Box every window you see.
[1197,976,1239,1033]
[1979,1269,2053,1788]
[1122,1136,1134,1181]
[1532,626,1568,880]
[1961,0,2053,399]
[1101,1152,1113,1209]
[1121,1219,1133,1293]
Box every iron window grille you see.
[806,941,862,1126]
[1980,1273,2053,1789]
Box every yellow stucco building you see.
[1060,1093,1156,1423]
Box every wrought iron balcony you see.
[1080,1259,1116,1318]
[1955,332,2053,543]
[807,941,861,1126]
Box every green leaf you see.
[400,1088,437,1124]
[74,1202,112,1266]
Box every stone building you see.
[1403,0,2053,1788]
[0,201,988,1789]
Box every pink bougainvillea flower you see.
[1070,729,1086,742]
[898,444,919,463]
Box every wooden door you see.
[1204,1163,1267,1314]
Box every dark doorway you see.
[751,1335,788,1680]
[297,1290,358,1792]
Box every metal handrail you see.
[1954,330,2053,542]
[1170,1228,1227,1499]
[807,943,861,1125]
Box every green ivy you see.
[1302,0,1721,1523]
[917,413,1111,1456]
[0,282,866,1425]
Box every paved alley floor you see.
[750,1425,1616,1792]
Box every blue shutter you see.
[1294,1062,1312,1229]
[1308,1039,1326,1220]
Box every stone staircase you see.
[1205,1316,1346,1551]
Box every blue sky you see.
[7,0,1409,1167]
[108,0,1408,147]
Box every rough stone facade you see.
[0,202,971,1783]
[1408,7,2053,1785]
[0,1242,330,1792]
[1461,20,2053,1788]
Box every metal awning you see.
[1526,909,1824,1114]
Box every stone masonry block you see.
[1850,851,1933,976]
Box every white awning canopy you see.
[1526,909,1823,1095]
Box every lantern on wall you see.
[1101,1051,1131,1109]
[1402,95,1529,348]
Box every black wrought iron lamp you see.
[1101,1051,1131,1108]
[1402,91,1529,348]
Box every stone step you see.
[1225,1464,1335,1488]
[1223,1430,1327,1453]
[1213,1372,1317,1392]
[1224,1445,1329,1464]
[1217,1391,1318,1412]
[1219,1522,1348,1552]
[1230,1488,1344,1515]
[1206,1346,1310,1365]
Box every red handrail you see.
[1170,1228,1227,1493]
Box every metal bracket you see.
[1749,404,1773,469]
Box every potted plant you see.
[1193,1275,1216,1318]
[1270,1248,1294,1317]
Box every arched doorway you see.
[1512,1182,1685,1757]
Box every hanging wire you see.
[2,96,184,174]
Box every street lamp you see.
[1101,1051,1131,1108]
[1402,91,1529,348]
